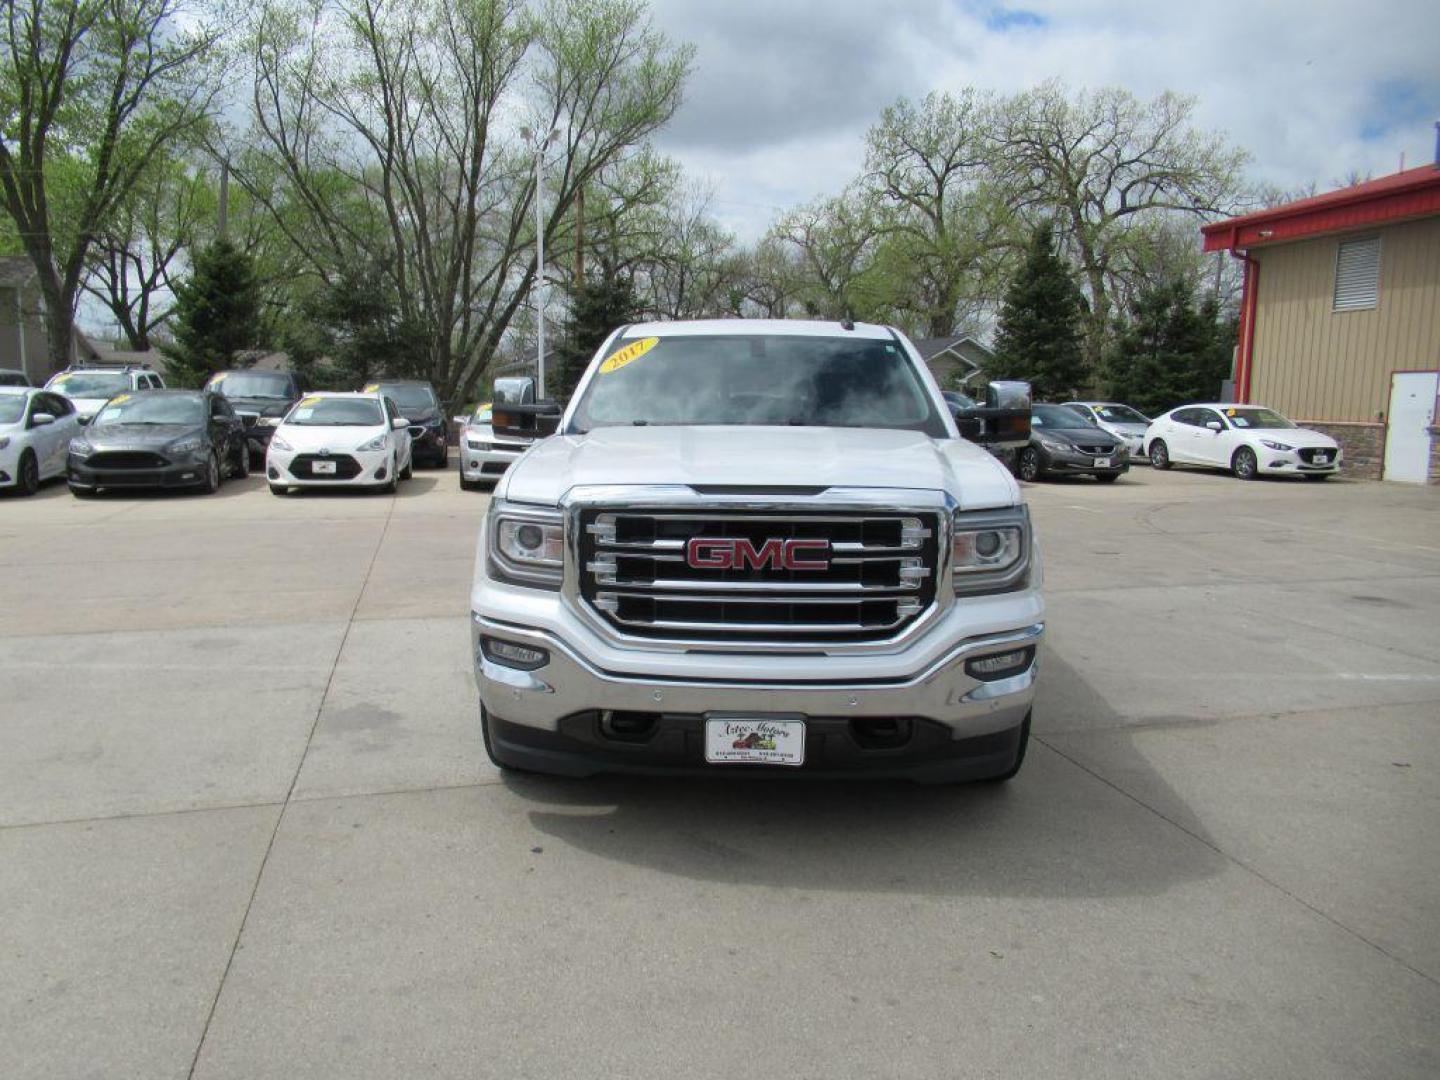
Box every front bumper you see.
[67,456,208,490]
[473,615,1042,779]
[1038,444,1129,475]
[266,446,393,488]
[460,443,524,482]
[1262,448,1342,475]
[411,425,449,463]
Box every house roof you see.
[913,335,994,362]
[0,256,37,288]
[1202,164,1440,252]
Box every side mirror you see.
[78,415,91,426]
[953,380,1032,448]
[491,400,561,440]
[493,376,537,406]
[392,417,411,430]
[1206,420,1223,432]
[31,412,55,427]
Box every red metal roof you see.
[1202,164,1440,251]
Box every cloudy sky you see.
[644,0,1440,241]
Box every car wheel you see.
[1149,440,1171,469]
[1304,473,1331,482]
[383,456,398,494]
[1232,446,1259,481]
[17,450,40,496]
[982,710,1031,783]
[400,456,413,481]
[1017,447,1043,482]
[269,483,289,497]
[1095,473,1120,483]
[201,451,221,493]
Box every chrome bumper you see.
[472,615,1042,739]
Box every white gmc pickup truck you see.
[470,319,1042,783]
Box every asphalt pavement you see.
[2,462,1437,1079]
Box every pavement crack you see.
[183,501,398,1080]
[1034,735,1440,991]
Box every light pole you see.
[521,126,561,398]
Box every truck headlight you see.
[487,501,564,590]
[952,507,1031,595]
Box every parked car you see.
[0,368,31,387]
[0,387,81,495]
[1010,403,1128,483]
[45,365,164,424]
[204,370,310,467]
[66,389,248,496]
[266,392,413,495]
[1145,404,1341,480]
[363,379,448,467]
[459,403,535,491]
[1063,401,1151,461]
[471,319,1041,783]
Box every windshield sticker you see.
[1225,408,1237,416]
[110,394,131,405]
[362,383,380,393]
[297,396,322,409]
[293,407,315,420]
[599,337,659,375]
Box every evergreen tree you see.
[1102,280,1236,415]
[553,275,641,403]
[162,238,261,387]
[988,223,1087,399]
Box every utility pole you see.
[218,158,230,241]
[522,127,560,398]
[575,185,585,285]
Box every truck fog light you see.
[481,636,550,670]
[965,646,1034,681]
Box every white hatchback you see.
[0,387,82,495]
[1144,404,1341,481]
[265,392,414,495]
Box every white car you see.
[1063,401,1151,461]
[265,392,414,495]
[1144,404,1341,481]
[45,366,164,424]
[459,403,534,491]
[0,387,82,495]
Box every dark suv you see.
[364,379,448,467]
[204,370,310,466]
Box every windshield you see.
[1224,407,1294,430]
[1094,404,1148,424]
[369,383,437,410]
[470,405,492,423]
[209,372,294,400]
[92,393,203,426]
[570,334,946,435]
[0,395,27,424]
[49,371,130,398]
[1032,404,1097,428]
[286,396,385,427]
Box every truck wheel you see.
[983,710,1031,783]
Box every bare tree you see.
[0,0,220,370]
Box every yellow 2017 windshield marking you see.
[599,337,659,374]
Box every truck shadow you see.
[505,650,1226,899]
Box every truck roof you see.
[620,318,895,341]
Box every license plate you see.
[704,718,805,766]
[312,460,337,474]
[1094,456,1112,468]
[1313,454,1329,464]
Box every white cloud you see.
[646,0,1440,240]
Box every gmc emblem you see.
[685,537,830,571]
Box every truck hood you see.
[501,425,1020,510]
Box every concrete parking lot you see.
[2,464,1437,1079]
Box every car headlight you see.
[256,416,280,427]
[1037,435,1069,452]
[487,501,564,590]
[1260,439,1294,452]
[952,507,1031,596]
[68,440,90,457]
[466,438,490,451]
[169,436,204,456]
[356,433,390,452]
[269,433,293,452]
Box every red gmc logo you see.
[685,537,830,571]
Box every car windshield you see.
[49,371,131,397]
[286,397,385,427]
[1032,404,1096,429]
[1224,407,1294,430]
[1095,404,1148,424]
[210,372,294,399]
[371,383,437,410]
[470,405,492,423]
[570,334,946,435]
[0,395,27,423]
[92,393,203,426]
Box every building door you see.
[1383,371,1438,483]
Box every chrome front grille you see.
[578,509,939,642]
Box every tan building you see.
[1202,165,1440,482]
